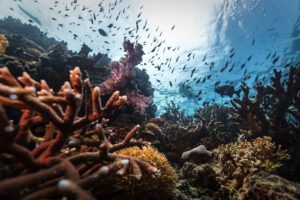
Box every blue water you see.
[1,0,299,115]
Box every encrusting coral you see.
[0,66,171,199]
[0,33,9,54]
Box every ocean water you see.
[0,0,299,115]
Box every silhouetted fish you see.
[214,85,241,97]
[98,28,107,36]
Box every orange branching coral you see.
[0,66,160,200]
[0,33,9,54]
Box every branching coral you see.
[214,136,290,199]
[231,67,300,146]
[153,103,239,165]
[0,33,9,54]
[231,66,300,181]
[0,66,166,199]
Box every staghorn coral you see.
[213,136,290,199]
[108,146,177,199]
[0,66,164,200]
[0,33,9,54]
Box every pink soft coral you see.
[125,90,152,112]
[99,40,144,95]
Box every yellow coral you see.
[214,136,290,199]
[0,34,9,54]
[113,146,178,199]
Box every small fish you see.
[214,81,221,86]
[98,28,107,36]
[190,68,196,77]
[266,52,271,59]
[220,65,227,72]
[171,25,175,30]
[155,66,161,70]
[272,56,279,64]
[169,81,173,87]
[240,63,246,69]
[247,55,252,61]
[202,53,207,61]
[137,11,142,18]
[151,46,157,53]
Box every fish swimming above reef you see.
[178,82,198,102]
[17,4,42,26]
[214,85,241,97]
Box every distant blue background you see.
[1,0,299,115]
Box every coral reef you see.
[0,17,155,116]
[244,171,300,200]
[178,137,290,200]
[231,66,300,180]
[99,40,153,113]
[213,136,289,199]
[0,67,168,199]
[182,145,213,164]
[101,146,178,199]
[151,102,239,165]
[0,33,9,54]
[231,67,300,144]
[0,17,57,50]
